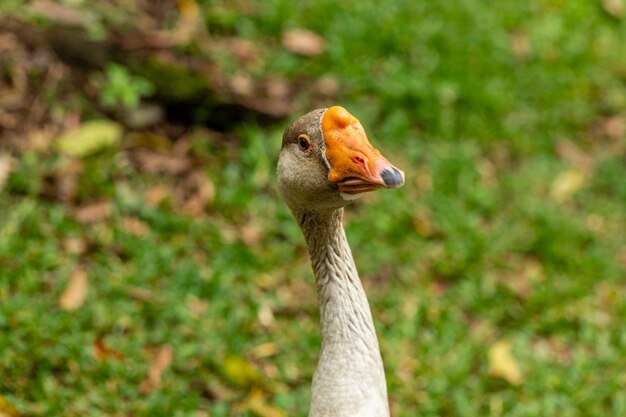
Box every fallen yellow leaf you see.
[171,0,202,43]
[550,168,585,203]
[0,394,20,417]
[58,267,88,311]
[222,355,263,388]
[488,340,523,385]
[237,388,286,417]
[56,120,122,157]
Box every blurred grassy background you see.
[1,1,625,416]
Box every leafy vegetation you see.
[1,1,625,417]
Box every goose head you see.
[277,106,405,213]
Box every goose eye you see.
[298,135,311,151]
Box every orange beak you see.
[322,106,405,195]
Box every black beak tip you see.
[381,167,404,188]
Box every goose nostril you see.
[381,167,404,187]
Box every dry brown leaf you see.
[602,115,625,139]
[0,153,14,193]
[602,0,624,17]
[56,162,82,202]
[546,337,572,365]
[265,78,290,99]
[250,342,280,359]
[93,337,125,361]
[235,94,294,119]
[413,210,434,237]
[127,286,154,302]
[619,247,626,269]
[140,345,174,393]
[257,304,275,328]
[131,149,192,175]
[227,38,259,65]
[26,128,57,153]
[63,237,86,255]
[396,355,419,383]
[0,33,19,53]
[510,31,530,60]
[180,195,205,216]
[469,317,496,340]
[171,137,192,157]
[0,49,26,110]
[241,221,262,247]
[186,295,208,315]
[144,184,171,207]
[176,170,215,216]
[315,76,340,96]
[585,214,605,233]
[0,113,18,131]
[533,337,572,366]
[59,267,88,311]
[556,140,595,172]
[31,0,94,26]
[502,258,544,299]
[478,158,498,187]
[121,216,150,237]
[43,159,83,203]
[72,200,111,224]
[488,340,523,385]
[282,29,326,56]
[261,362,280,380]
[415,169,433,192]
[230,74,255,96]
[550,168,585,203]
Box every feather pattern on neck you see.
[297,208,390,417]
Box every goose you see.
[277,106,405,417]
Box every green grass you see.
[2,1,626,416]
